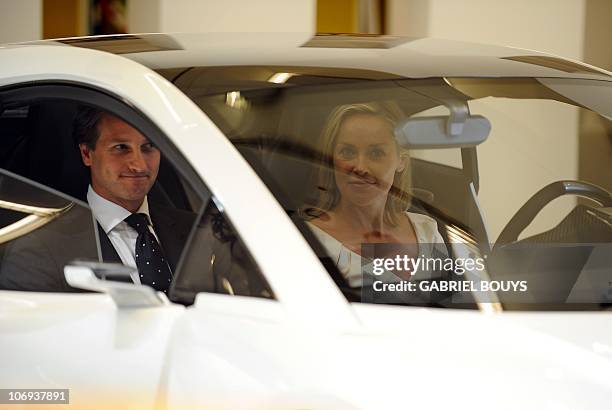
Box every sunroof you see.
[302,33,417,49]
[58,34,182,54]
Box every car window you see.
[168,69,612,311]
[171,197,275,305]
[0,86,273,304]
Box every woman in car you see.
[302,102,446,289]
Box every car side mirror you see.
[64,261,166,308]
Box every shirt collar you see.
[87,185,152,234]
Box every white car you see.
[0,33,611,409]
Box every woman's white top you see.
[306,212,445,287]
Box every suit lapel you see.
[149,205,191,272]
[97,222,122,264]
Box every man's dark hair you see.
[73,106,106,149]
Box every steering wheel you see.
[495,180,612,248]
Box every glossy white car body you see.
[0,33,611,409]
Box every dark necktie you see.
[124,213,172,293]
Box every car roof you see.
[14,32,612,82]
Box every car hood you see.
[162,295,612,409]
[326,303,612,409]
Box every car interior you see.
[181,75,489,308]
[189,77,487,237]
[173,70,612,309]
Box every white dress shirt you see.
[306,212,446,287]
[87,185,160,284]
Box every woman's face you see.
[332,113,405,208]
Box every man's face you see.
[79,115,160,212]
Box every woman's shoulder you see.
[305,219,343,249]
[406,211,443,244]
[305,218,327,236]
[407,211,437,225]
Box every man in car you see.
[75,107,194,294]
[0,107,194,294]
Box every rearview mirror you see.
[395,115,491,149]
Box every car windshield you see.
[166,67,612,311]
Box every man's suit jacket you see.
[0,202,196,292]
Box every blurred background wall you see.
[0,0,42,43]
[128,0,314,33]
[0,0,610,239]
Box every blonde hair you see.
[308,102,411,226]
